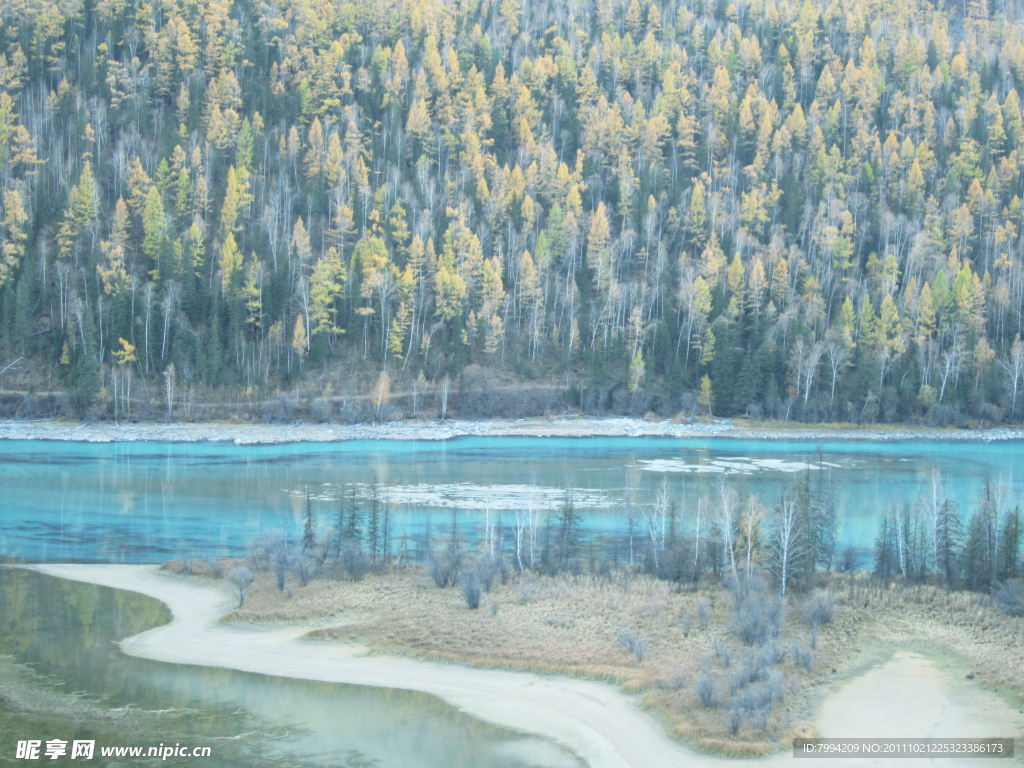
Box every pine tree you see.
[302,488,316,551]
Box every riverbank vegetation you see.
[2,0,1024,426]
[167,470,1024,753]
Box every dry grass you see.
[170,560,1024,755]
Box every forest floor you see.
[168,561,1024,757]
[0,416,1022,443]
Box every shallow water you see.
[1,437,1022,563]
[0,568,582,767]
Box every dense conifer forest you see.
[1,0,1024,422]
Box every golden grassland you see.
[172,561,1024,755]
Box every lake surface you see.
[1,437,1023,563]
[0,568,582,768]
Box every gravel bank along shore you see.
[0,418,1022,443]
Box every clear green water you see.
[1,437,1022,563]
[0,568,581,767]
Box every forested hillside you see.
[1,0,1023,423]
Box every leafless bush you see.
[838,546,858,572]
[250,530,291,591]
[728,664,755,695]
[520,582,535,604]
[339,543,369,581]
[478,555,509,591]
[713,638,733,665]
[737,684,772,713]
[665,668,690,690]
[461,570,482,609]
[227,566,254,606]
[616,628,646,662]
[765,669,785,703]
[429,548,462,588]
[204,558,224,578]
[697,600,711,628]
[177,542,196,575]
[803,591,836,628]
[730,590,783,646]
[696,673,719,707]
[727,704,743,735]
[750,705,770,730]
[310,397,333,422]
[995,579,1024,616]
[294,554,318,586]
[261,393,295,423]
[757,640,785,667]
[792,641,815,670]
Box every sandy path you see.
[26,565,1023,768]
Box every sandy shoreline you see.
[22,565,1024,768]
[1,417,1023,444]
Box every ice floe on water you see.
[287,482,616,510]
[639,456,843,474]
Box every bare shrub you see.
[737,684,771,713]
[713,638,733,665]
[227,566,254,606]
[728,665,754,695]
[310,397,333,422]
[340,544,369,581]
[766,669,785,703]
[461,570,482,609]
[730,590,783,646]
[838,546,858,573]
[792,641,814,670]
[177,542,196,575]
[294,554,318,587]
[757,641,785,667]
[803,591,836,628]
[479,555,509,591]
[727,704,743,735]
[995,579,1024,616]
[616,628,646,662]
[665,668,690,690]
[696,673,719,707]
[750,705,770,730]
[251,530,291,591]
[429,549,461,588]
[520,582,535,604]
[261,393,295,423]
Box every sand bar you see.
[24,565,1024,768]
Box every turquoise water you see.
[0,568,582,768]
[1,437,1022,563]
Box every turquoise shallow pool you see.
[1,436,1022,563]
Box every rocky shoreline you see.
[0,417,1022,444]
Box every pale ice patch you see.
[285,483,615,510]
[640,456,842,474]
